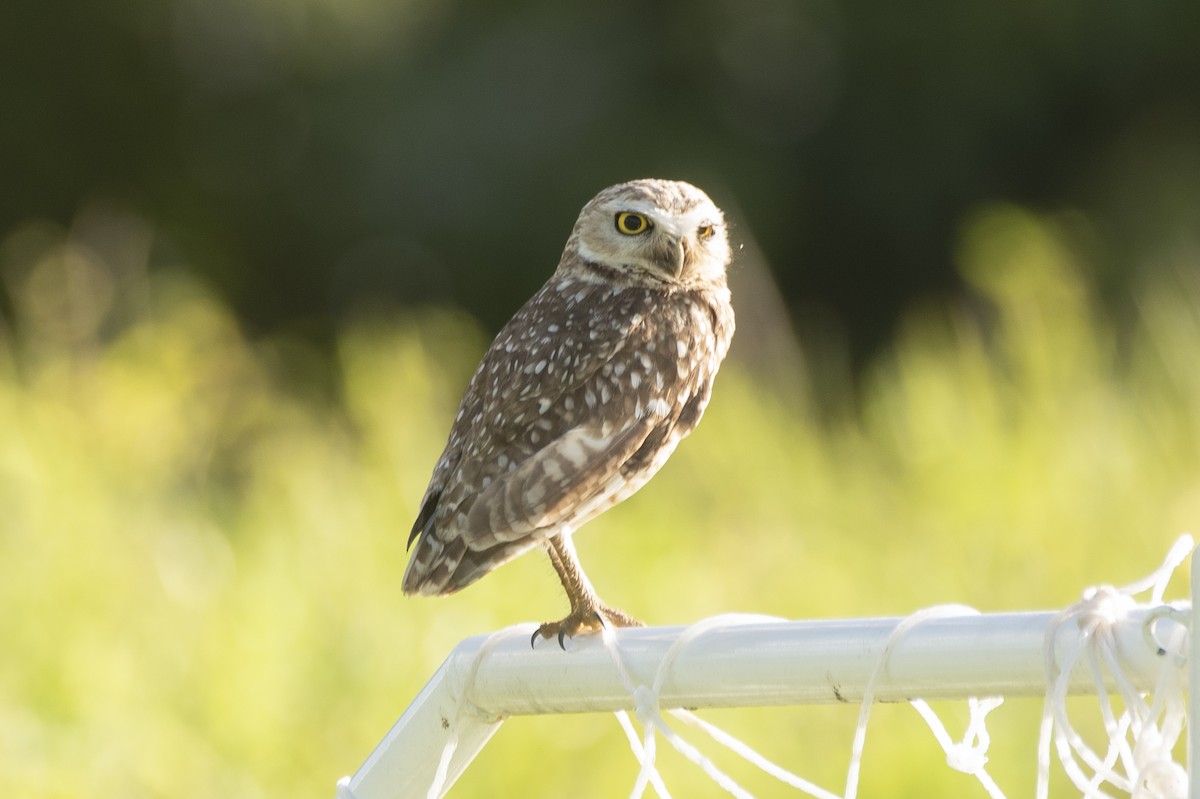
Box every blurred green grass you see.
[1,205,1197,797]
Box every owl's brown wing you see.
[464,416,659,544]
[403,415,664,595]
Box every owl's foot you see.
[531,603,644,649]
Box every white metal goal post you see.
[336,541,1195,799]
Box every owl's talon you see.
[532,603,644,649]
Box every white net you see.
[594,535,1192,799]
[1033,535,1192,799]
[336,534,1193,799]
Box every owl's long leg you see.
[533,532,643,648]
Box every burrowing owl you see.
[403,179,735,645]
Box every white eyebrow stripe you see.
[677,207,721,230]
[611,199,660,215]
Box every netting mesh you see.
[1033,535,1192,799]
[596,535,1192,799]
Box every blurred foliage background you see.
[2,0,1200,797]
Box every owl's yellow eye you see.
[697,223,715,240]
[615,212,651,235]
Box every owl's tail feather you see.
[407,490,440,550]
[403,528,539,597]
[402,531,463,596]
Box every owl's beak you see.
[651,233,691,279]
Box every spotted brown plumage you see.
[403,179,735,644]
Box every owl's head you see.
[564,179,731,288]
